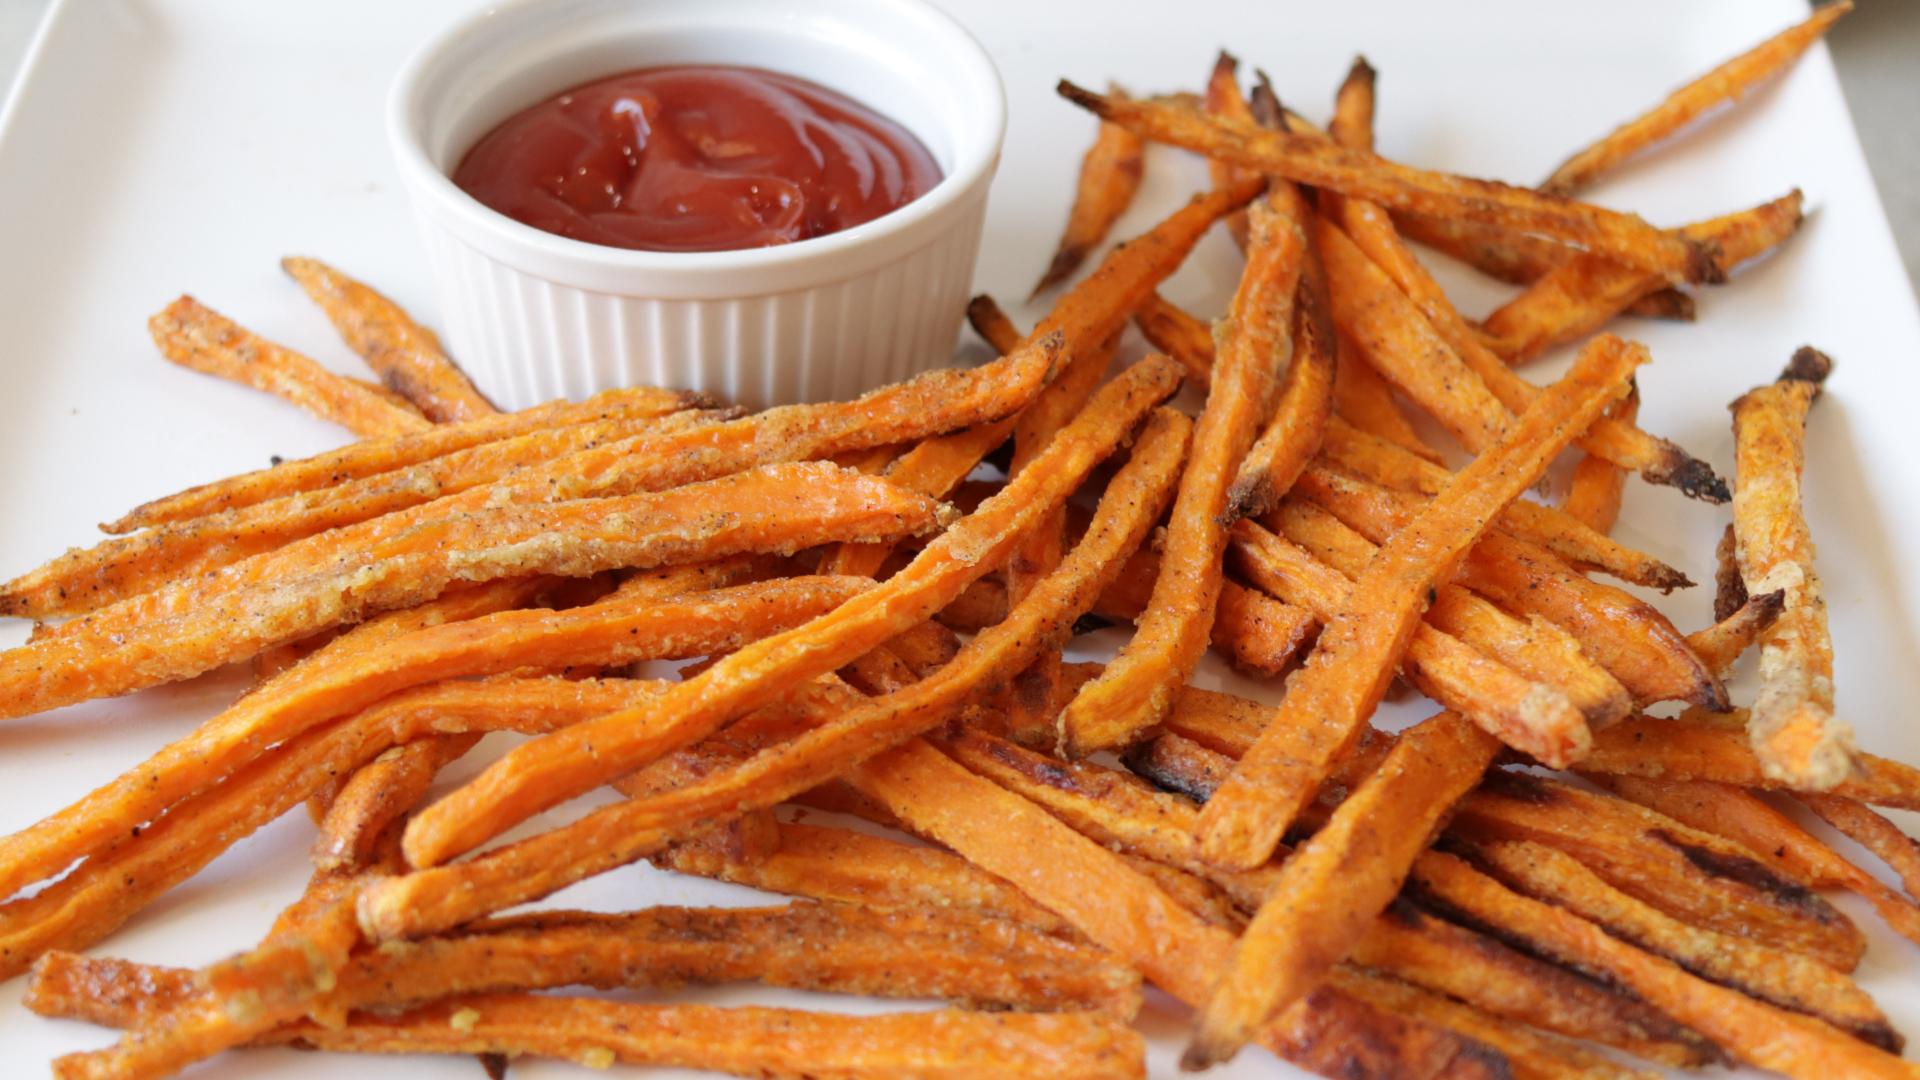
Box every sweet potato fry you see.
[48,992,1146,1080]
[1799,794,1920,900]
[106,385,704,532]
[1592,775,1920,947]
[1540,2,1852,196]
[1121,731,1721,1067]
[149,296,432,437]
[654,820,1073,936]
[1295,465,1721,705]
[1451,771,1864,970]
[1032,84,1146,297]
[1198,336,1642,875]
[312,735,477,872]
[1466,837,1896,1049]
[1329,55,1377,152]
[1482,191,1804,363]
[0,464,938,717]
[0,579,850,905]
[1228,519,1589,761]
[282,256,496,421]
[1332,339,1440,459]
[1564,387,1638,531]
[1132,291,1215,386]
[1733,347,1852,788]
[851,739,1513,1079]
[1387,214,1693,323]
[1409,849,1915,1080]
[365,391,1187,925]
[1188,710,1503,1067]
[1094,549,1316,677]
[1687,589,1785,678]
[344,375,425,415]
[1204,51,1259,249]
[1056,83,1721,283]
[1057,187,1305,756]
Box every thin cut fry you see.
[1687,589,1785,678]
[1329,55,1377,152]
[1133,291,1215,386]
[312,735,477,872]
[365,387,1187,923]
[1467,838,1897,1049]
[283,256,497,421]
[1032,84,1146,296]
[1410,850,1915,1080]
[1733,347,1852,787]
[1800,794,1920,900]
[1057,186,1305,756]
[1203,51,1259,249]
[1581,709,1920,809]
[1198,335,1642,875]
[150,296,431,437]
[1056,83,1722,283]
[1564,387,1639,531]
[1540,2,1853,196]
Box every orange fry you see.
[1032,84,1146,296]
[1133,291,1215,386]
[1329,55,1377,152]
[312,735,477,873]
[282,256,497,421]
[1198,335,1642,877]
[1540,2,1853,195]
[1799,794,1920,901]
[1564,386,1640,531]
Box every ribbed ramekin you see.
[389,0,1005,411]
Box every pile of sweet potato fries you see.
[8,4,1917,1078]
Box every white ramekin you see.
[389,0,1005,411]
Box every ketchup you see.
[452,65,942,253]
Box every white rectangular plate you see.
[2,1,1916,1076]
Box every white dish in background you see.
[0,1,1916,1077]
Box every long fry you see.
[1687,588,1785,677]
[149,296,431,437]
[1198,335,1642,875]
[1133,291,1215,386]
[1031,84,1146,296]
[1540,2,1853,195]
[1733,347,1852,787]
[364,390,1187,925]
[311,735,476,872]
[282,256,495,421]
[1057,83,1721,283]
[1564,387,1639,531]
[1057,186,1305,756]
[1092,548,1316,677]
[1799,794,1920,900]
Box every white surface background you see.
[0,2,1917,1078]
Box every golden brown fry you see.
[106,386,704,532]
[1229,519,1590,761]
[852,740,1513,1079]
[1482,191,1804,363]
[1057,83,1721,283]
[1733,347,1852,787]
[0,464,937,717]
[1688,589,1786,679]
[1296,465,1721,705]
[1799,794,1920,901]
[1329,55,1377,152]
[365,392,1188,928]
[1057,186,1305,756]
[1451,771,1864,970]
[1467,837,1896,1050]
[312,735,477,872]
[1189,710,1501,1067]
[149,296,432,437]
[1198,336,1641,879]
[1332,337,1440,460]
[282,256,497,421]
[1409,849,1915,1080]
[1032,85,1147,297]
[1540,2,1853,195]
[1565,386,1637,531]
[1132,290,1215,385]
[1204,51,1259,249]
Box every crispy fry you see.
[282,256,496,421]
[344,375,426,416]
[1388,214,1695,322]
[1032,85,1146,297]
[1229,519,1590,761]
[1688,589,1786,678]
[1482,191,1804,363]
[1565,387,1637,531]
[1329,55,1377,152]
[1332,337,1439,459]
[1204,51,1259,249]
[0,579,851,906]
[1733,347,1852,787]
[1132,291,1215,385]
[852,739,1513,1079]
[0,464,938,717]
[312,735,477,872]
[1198,336,1641,875]
[1296,465,1721,705]
[149,296,432,437]
[1467,837,1896,1049]
[1451,771,1864,970]
[1057,83,1721,283]
[1409,849,1915,1080]
[1592,776,1920,947]
[366,390,1187,924]
[105,386,704,532]
[1058,187,1305,756]
[1189,710,1502,1066]
[1540,2,1853,195]
[1799,794,1920,900]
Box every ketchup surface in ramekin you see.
[452,65,942,253]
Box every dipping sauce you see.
[452,65,942,253]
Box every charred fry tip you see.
[1655,455,1732,504]
[1651,567,1698,595]
[1212,49,1240,72]
[1691,238,1730,285]
[1783,345,1834,387]
[1344,55,1378,85]
[1056,80,1110,117]
[1179,1033,1236,1072]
